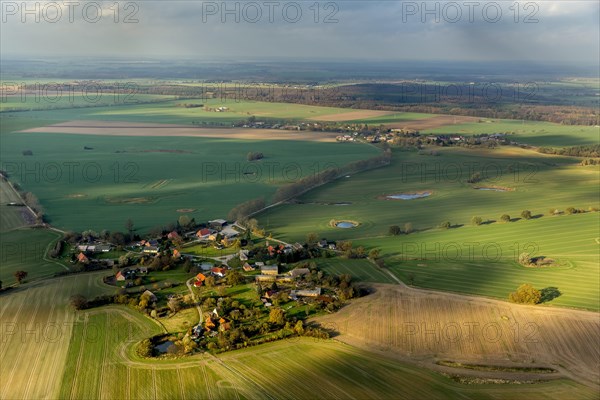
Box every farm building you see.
[290,288,322,298]
[243,263,255,272]
[211,267,227,277]
[221,226,239,238]
[208,219,227,230]
[115,271,126,281]
[239,250,249,261]
[261,265,279,276]
[167,231,180,240]
[196,273,206,282]
[172,249,181,259]
[143,246,159,254]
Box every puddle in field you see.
[336,221,358,228]
[386,192,431,200]
[474,187,511,192]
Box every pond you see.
[154,340,174,354]
[386,192,431,200]
[336,221,358,228]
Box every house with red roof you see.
[211,267,227,277]
[196,228,211,239]
[116,270,126,281]
[77,252,89,264]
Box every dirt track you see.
[19,120,339,142]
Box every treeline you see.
[537,144,600,158]
[227,197,266,221]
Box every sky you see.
[1,1,599,65]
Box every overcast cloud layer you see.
[1,1,598,64]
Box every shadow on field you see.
[540,287,562,303]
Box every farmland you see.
[57,306,600,400]
[0,272,111,399]
[315,284,600,389]
[0,177,34,232]
[360,212,600,310]
[259,146,599,242]
[0,129,380,232]
[0,228,68,285]
[0,79,598,399]
[315,258,395,284]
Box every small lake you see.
[386,192,431,200]
[154,341,174,354]
[336,221,357,228]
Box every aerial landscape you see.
[0,1,598,399]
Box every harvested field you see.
[314,284,600,388]
[385,115,479,130]
[312,110,394,122]
[19,120,339,142]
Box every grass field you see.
[367,212,600,310]
[0,178,33,232]
[0,93,176,112]
[0,130,379,232]
[0,228,68,285]
[315,258,395,284]
[257,146,599,309]
[1,99,426,127]
[259,147,599,242]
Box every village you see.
[65,217,357,357]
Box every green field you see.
[0,228,68,285]
[0,132,379,232]
[259,147,599,241]
[424,119,599,147]
[0,178,31,232]
[316,258,395,284]
[1,99,399,126]
[361,212,600,310]
[0,93,176,112]
[257,146,599,309]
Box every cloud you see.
[0,1,598,64]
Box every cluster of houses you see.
[74,242,114,267]
[192,308,231,339]
[193,265,228,287]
